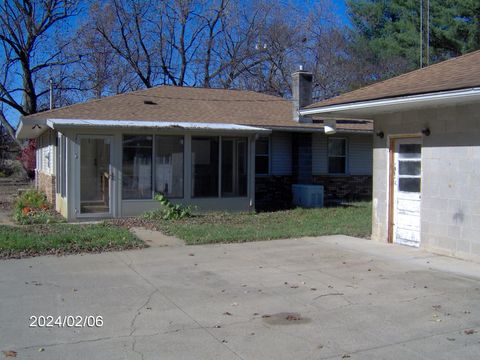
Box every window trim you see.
[255,136,270,176]
[327,137,348,175]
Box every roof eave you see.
[16,117,49,139]
[300,87,480,117]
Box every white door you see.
[393,138,422,247]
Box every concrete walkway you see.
[130,227,185,247]
[1,236,480,359]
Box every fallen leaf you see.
[447,337,455,341]
[310,288,317,291]
[2,350,17,357]
[188,253,194,256]
[464,329,477,335]
[223,312,232,316]
[342,355,350,359]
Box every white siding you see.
[36,130,56,176]
[270,132,292,175]
[312,133,372,175]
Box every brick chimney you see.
[292,66,313,122]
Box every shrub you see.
[143,193,192,220]
[13,190,62,225]
[17,139,36,179]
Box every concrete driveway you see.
[1,236,480,360]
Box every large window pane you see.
[122,135,152,199]
[155,136,184,198]
[192,137,219,197]
[222,137,248,197]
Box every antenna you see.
[420,0,423,68]
[426,0,430,66]
[420,0,430,68]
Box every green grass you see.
[0,223,145,259]
[158,202,372,245]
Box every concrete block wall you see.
[372,102,480,259]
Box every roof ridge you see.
[24,84,289,119]
[313,49,480,106]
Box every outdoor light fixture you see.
[376,131,384,138]
[421,127,431,136]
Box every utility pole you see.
[49,79,54,110]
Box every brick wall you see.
[255,175,372,211]
[255,176,293,211]
[312,175,372,203]
[37,171,56,204]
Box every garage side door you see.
[393,138,422,247]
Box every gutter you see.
[299,87,480,115]
[46,119,272,134]
[263,125,372,134]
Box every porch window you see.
[192,137,219,197]
[255,136,269,175]
[122,135,153,199]
[328,137,347,174]
[221,137,248,197]
[155,136,184,198]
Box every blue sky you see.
[6,0,351,129]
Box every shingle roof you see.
[306,49,480,110]
[23,85,372,132]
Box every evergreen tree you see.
[347,0,480,79]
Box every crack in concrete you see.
[116,252,246,360]
[129,289,159,336]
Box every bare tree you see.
[0,0,80,142]
[94,0,159,88]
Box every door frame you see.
[75,134,115,219]
[387,134,422,244]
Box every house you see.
[16,71,373,221]
[300,50,480,260]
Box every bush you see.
[143,193,192,220]
[13,190,62,225]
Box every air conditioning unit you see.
[292,184,324,208]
